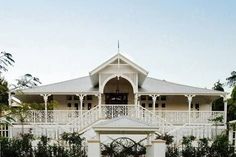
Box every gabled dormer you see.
[89,53,149,93]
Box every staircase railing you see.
[136,105,175,134]
[65,105,100,133]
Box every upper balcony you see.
[12,104,225,126]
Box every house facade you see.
[7,53,227,142]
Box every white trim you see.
[100,74,137,93]
[90,53,148,76]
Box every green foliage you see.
[227,71,236,87]
[0,51,15,73]
[156,133,174,145]
[196,138,210,157]
[14,74,41,89]
[61,132,86,157]
[182,136,196,157]
[166,134,236,157]
[0,132,87,157]
[227,86,236,121]
[29,100,59,110]
[209,134,235,157]
[0,79,8,105]
[212,81,224,111]
[166,146,179,157]
[209,115,224,124]
[0,133,34,157]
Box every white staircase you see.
[63,105,175,135]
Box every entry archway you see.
[103,76,134,104]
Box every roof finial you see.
[118,40,120,53]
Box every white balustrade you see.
[13,110,88,124]
[101,104,136,119]
[9,105,225,140]
[155,110,225,125]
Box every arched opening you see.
[103,77,134,104]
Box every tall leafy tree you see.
[226,71,236,87]
[212,81,224,111]
[227,71,236,121]
[227,87,236,121]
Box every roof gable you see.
[89,53,148,76]
[89,53,149,87]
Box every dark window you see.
[156,96,159,100]
[75,103,79,110]
[141,103,145,108]
[87,95,93,100]
[74,103,78,108]
[161,96,166,101]
[82,103,85,107]
[195,103,200,110]
[88,103,92,110]
[191,103,193,108]
[74,95,80,100]
[162,103,166,108]
[148,96,152,101]
[66,95,72,100]
[67,103,72,107]
[149,103,153,108]
[155,103,159,108]
[141,96,146,100]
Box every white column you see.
[76,94,86,121]
[88,131,101,157]
[96,93,102,118]
[87,139,101,157]
[40,94,51,123]
[8,91,12,106]
[222,95,228,125]
[134,93,138,105]
[150,94,159,113]
[185,95,195,124]
[134,93,139,118]
[151,139,166,157]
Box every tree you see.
[13,73,41,90]
[228,87,236,121]
[0,79,9,105]
[227,71,236,87]
[212,81,224,111]
[0,79,15,125]
[0,51,15,76]
[11,103,31,134]
[227,71,236,121]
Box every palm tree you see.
[0,51,15,77]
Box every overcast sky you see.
[0,0,235,92]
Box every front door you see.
[105,93,128,104]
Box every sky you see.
[0,0,235,92]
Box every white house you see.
[6,53,227,145]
